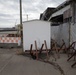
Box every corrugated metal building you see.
[40,0,76,47]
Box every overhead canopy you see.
[48,5,70,21]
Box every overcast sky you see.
[0,0,66,28]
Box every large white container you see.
[23,20,51,51]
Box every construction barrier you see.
[0,37,21,46]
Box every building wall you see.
[51,23,69,47]
[72,3,76,23]
[63,8,72,19]
[23,20,51,51]
[51,22,76,47]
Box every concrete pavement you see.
[0,48,76,75]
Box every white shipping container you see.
[23,20,51,51]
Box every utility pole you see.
[26,14,28,21]
[68,0,71,46]
[69,18,71,46]
[69,0,76,46]
[72,0,76,24]
[20,0,23,49]
[20,0,22,26]
[69,0,76,23]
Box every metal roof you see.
[23,19,50,23]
